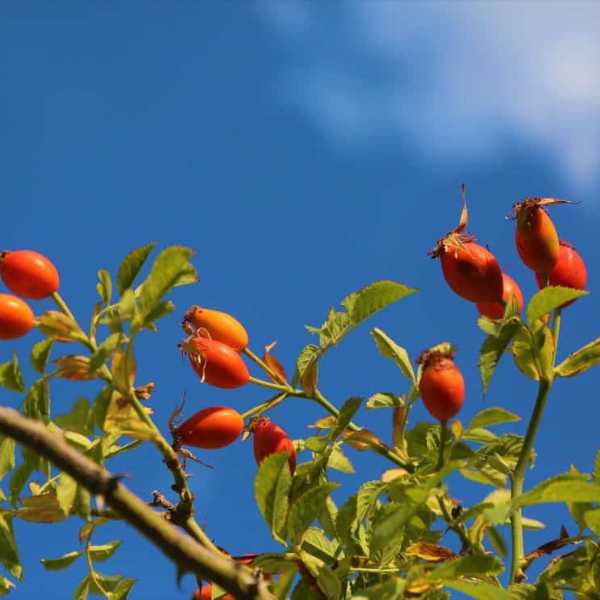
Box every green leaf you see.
[582,507,600,537]
[444,581,509,600]
[555,336,600,377]
[341,280,417,324]
[366,392,402,409]
[21,379,49,421]
[515,473,600,508]
[327,447,354,474]
[41,551,82,571]
[89,540,121,562]
[56,398,93,436]
[527,286,588,324]
[330,397,362,441]
[0,576,15,596]
[594,450,600,482]
[111,343,136,394]
[0,513,21,580]
[511,323,553,381]
[140,300,176,331]
[93,386,114,432]
[73,575,90,600]
[89,333,126,374]
[293,343,321,395]
[352,577,406,599]
[30,339,53,374]
[431,553,504,579]
[371,328,416,384]
[18,493,65,523]
[117,242,156,296]
[301,528,339,563]
[56,473,78,515]
[97,269,112,305]
[131,246,196,331]
[468,407,520,430]
[0,354,24,392]
[336,480,388,555]
[9,460,35,505]
[288,482,340,541]
[107,577,136,600]
[0,438,15,482]
[479,320,521,393]
[369,502,415,555]
[254,453,292,544]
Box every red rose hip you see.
[418,348,465,421]
[477,272,524,320]
[0,250,60,299]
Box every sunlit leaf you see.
[0,438,15,482]
[527,286,588,324]
[555,337,600,377]
[468,407,520,430]
[30,339,53,374]
[0,355,24,393]
[41,551,82,571]
[0,513,21,579]
[371,328,416,384]
[288,483,340,542]
[254,453,292,545]
[97,269,112,305]
[89,540,121,562]
[117,242,156,296]
[515,473,600,508]
[479,320,521,393]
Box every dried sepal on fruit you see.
[512,197,572,275]
[249,416,296,474]
[430,187,503,304]
[0,293,35,339]
[179,333,250,389]
[535,240,587,308]
[182,305,248,351]
[0,250,60,299]
[417,345,465,421]
[477,272,524,320]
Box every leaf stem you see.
[52,291,77,323]
[243,347,283,383]
[436,420,448,471]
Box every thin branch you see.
[0,407,274,600]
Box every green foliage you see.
[555,336,600,377]
[0,247,598,599]
[255,453,293,544]
[526,286,588,324]
[0,355,24,393]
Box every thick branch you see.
[0,407,274,600]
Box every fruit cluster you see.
[174,306,296,474]
[0,250,59,340]
[424,193,588,424]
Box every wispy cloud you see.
[258,1,600,191]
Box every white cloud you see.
[258,1,600,191]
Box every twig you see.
[0,407,274,600]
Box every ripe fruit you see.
[477,273,524,320]
[0,294,35,339]
[182,306,248,351]
[180,335,250,389]
[0,250,60,299]
[535,241,587,307]
[418,348,465,421]
[175,406,244,449]
[252,417,296,474]
[514,198,561,274]
[432,235,503,303]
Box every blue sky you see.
[1,2,599,598]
